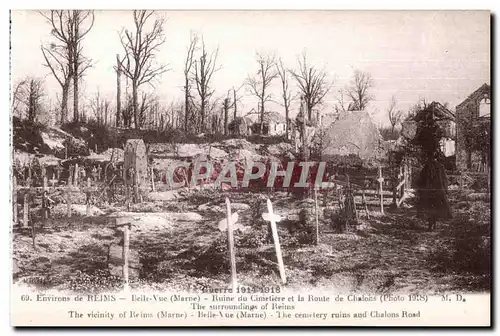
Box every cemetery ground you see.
[12,185,490,295]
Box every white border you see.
[2,1,497,335]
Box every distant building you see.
[455,83,491,171]
[401,101,456,158]
[252,111,287,136]
[228,116,252,136]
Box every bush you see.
[62,121,119,153]
[67,269,123,293]
[12,116,51,154]
[427,212,490,278]
[450,214,490,273]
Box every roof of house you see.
[262,111,287,123]
[456,83,491,110]
[229,116,253,126]
[427,101,456,120]
[247,111,287,124]
[320,110,385,163]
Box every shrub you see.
[12,116,51,154]
[67,269,123,293]
[450,213,490,274]
[427,211,490,279]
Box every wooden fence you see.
[320,163,412,216]
[446,170,490,192]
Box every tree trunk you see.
[116,54,121,128]
[73,10,80,123]
[284,104,289,140]
[104,105,108,127]
[28,80,35,122]
[132,81,138,130]
[60,80,70,125]
[73,69,79,122]
[223,98,229,135]
[307,103,312,124]
[233,89,237,121]
[200,99,206,133]
[184,82,189,132]
[260,101,264,134]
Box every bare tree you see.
[11,78,28,117]
[245,52,278,134]
[122,94,134,128]
[69,10,94,122]
[183,32,198,132]
[119,10,169,130]
[346,70,374,111]
[12,77,45,122]
[289,51,332,124]
[223,97,230,135]
[335,88,349,113]
[387,95,403,133]
[40,16,71,125]
[115,54,121,127]
[137,92,159,129]
[192,37,221,133]
[231,84,244,121]
[275,57,293,139]
[40,10,94,123]
[89,90,111,126]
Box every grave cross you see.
[224,198,237,292]
[378,166,384,215]
[115,218,133,293]
[262,198,286,284]
[92,166,99,182]
[55,165,62,181]
[49,172,58,188]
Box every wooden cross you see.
[49,172,58,188]
[116,218,132,293]
[23,192,29,228]
[378,166,384,215]
[68,165,74,187]
[56,165,62,181]
[314,185,320,245]
[262,198,286,284]
[74,163,79,187]
[150,166,155,192]
[224,198,237,292]
[85,178,92,217]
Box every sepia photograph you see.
[9,9,491,326]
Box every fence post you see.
[74,163,79,187]
[66,189,72,218]
[86,178,91,217]
[123,223,130,292]
[43,168,48,190]
[392,167,398,208]
[225,198,238,292]
[68,165,74,187]
[23,193,29,228]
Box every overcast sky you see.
[11,10,490,126]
